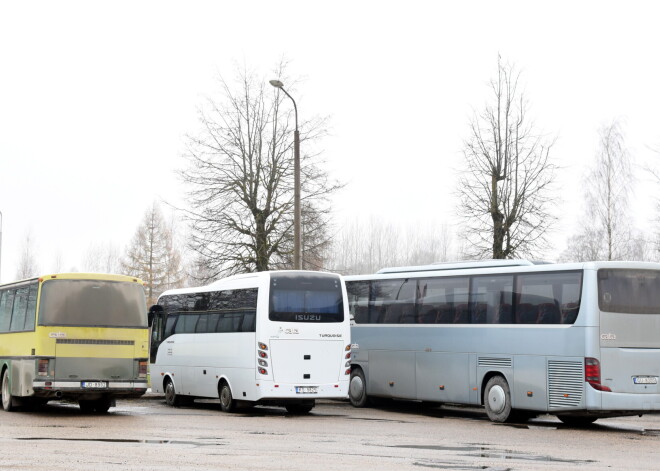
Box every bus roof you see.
[376,259,537,274]
[0,272,144,288]
[346,260,660,281]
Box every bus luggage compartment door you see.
[270,340,343,384]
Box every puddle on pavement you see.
[392,444,595,465]
[15,437,224,447]
[394,445,485,452]
[497,419,660,438]
[348,417,411,424]
[413,461,511,470]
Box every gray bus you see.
[345,260,660,425]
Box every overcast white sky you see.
[1,1,659,282]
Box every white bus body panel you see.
[151,271,350,403]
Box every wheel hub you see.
[488,385,506,414]
[350,375,364,399]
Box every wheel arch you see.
[480,370,511,406]
[161,372,176,392]
[217,375,237,398]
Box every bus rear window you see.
[269,274,344,323]
[39,280,147,327]
[598,269,660,314]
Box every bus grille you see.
[548,360,583,408]
[55,339,135,346]
[478,357,512,368]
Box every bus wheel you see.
[349,368,368,408]
[164,378,183,407]
[1,370,16,412]
[285,401,315,414]
[219,382,236,413]
[79,400,95,413]
[557,415,597,426]
[484,376,513,423]
[94,398,112,413]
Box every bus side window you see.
[24,283,38,331]
[163,314,178,340]
[0,290,12,333]
[241,311,256,332]
[176,314,200,334]
[10,287,28,332]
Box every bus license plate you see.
[295,386,318,394]
[82,381,107,388]
[633,376,658,385]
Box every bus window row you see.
[160,288,258,313]
[347,270,582,325]
[0,282,38,333]
[351,300,578,324]
[162,310,257,338]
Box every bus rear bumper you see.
[586,387,660,414]
[32,380,148,399]
[256,381,349,400]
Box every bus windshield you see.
[598,269,660,314]
[269,273,344,323]
[38,279,147,327]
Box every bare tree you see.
[644,146,660,260]
[561,120,635,262]
[81,242,121,274]
[589,120,634,260]
[457,57,556,259]
[16,230,39,280]
[180,62,340,279]
[326,218,455,275]
[122,203,186,305]
[51,250,65,273]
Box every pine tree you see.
[122,203,185,305]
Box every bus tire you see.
[219,382,236,413]
[164,378,184,407]
[349,368,368,408]
[557,415,597,426]
[79,400,95,413]
[484,375,513,423]
[285,401,315,414]
[1,369,17,412]
[94,397,112,413]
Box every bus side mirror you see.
[148,304,163,327]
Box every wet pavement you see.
[2,396,660,470]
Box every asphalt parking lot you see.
[2,394,660,470]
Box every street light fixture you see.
[269,79,302,270]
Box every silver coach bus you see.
[345,260,660,425]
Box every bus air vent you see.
[478,357,512,368]
[548,360,583,408]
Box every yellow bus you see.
[0,273,149,413]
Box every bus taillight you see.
[257,342,268,375]
[138,360,148,378]
[585,357,611,392]
[38,359,49,376]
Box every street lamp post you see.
[0,210,3,283]
[269,79,302,270]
